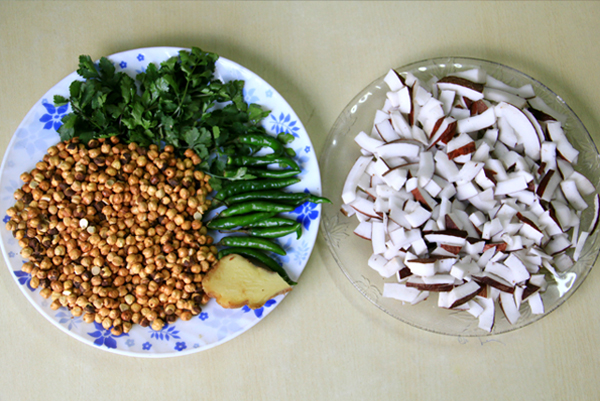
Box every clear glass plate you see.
[319,57,600,336]
[0,47,323,356]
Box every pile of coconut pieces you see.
[341,67,599,332]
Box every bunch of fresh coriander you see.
[54,47,295,190]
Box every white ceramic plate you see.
[0,47,322,357]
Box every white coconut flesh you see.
[341,67,599,332]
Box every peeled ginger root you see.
[202,254,292,309]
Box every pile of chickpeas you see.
[5,136,218,335]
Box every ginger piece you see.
[202,254,292,309]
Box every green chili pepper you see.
[296,223,302,238]
[227,154,300,171]
[235,133,286,154]
[224,190,307,205]
[306,195,331,204]
[218,201,296,218]
[244,223,302,239]
[245,217,298,228]
[224,190,331,206]
[215,177,301,201]
[207,212,277,230]
[217,247,296,285]
[224,167,300,179]
[218,235,286,256]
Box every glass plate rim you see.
[319,56,600,337]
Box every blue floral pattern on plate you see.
[39,101,68,131]
[149,324,181,341]
[14,270,35,291]
[244,87,260,104]
[174,342,187,352]
[87,322,129,349]
[0,47,322,357]
[56,310,82,331]
[270,112,301,137]
[294,201,319,230]
[242,299,277,318]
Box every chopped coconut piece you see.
[382,283,421,303]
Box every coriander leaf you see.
[120,117,136,130]
[91,92,107,110]
[120,75,137,104]
[248,103,271,123]
[208,177,223,192]
[131,102,144,126]
[162,74,180,94]
[183,127,200,147]
[57,113,78,141]
[141,88,151,108]
[129,131,152,148]
[69,80,83,99]
[155,76,170,94]
[92,109,107,127]
[78,131,96,144]
[193,144,209,160]
[164,129,181,148]
[197,127,213,145]
[160,56,177,73]
[161,115,175,134]
[211,154,228,174]
[220,80,246,111]
[105,104,123,119]
[242,173,257,180]
[77,55,100,79]
[53,95,69,107]
[80,81,98,108]
[98,57,115,80]
[181,126,211,160]
[228,168,257,181]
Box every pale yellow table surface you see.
[1,2,600,400]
